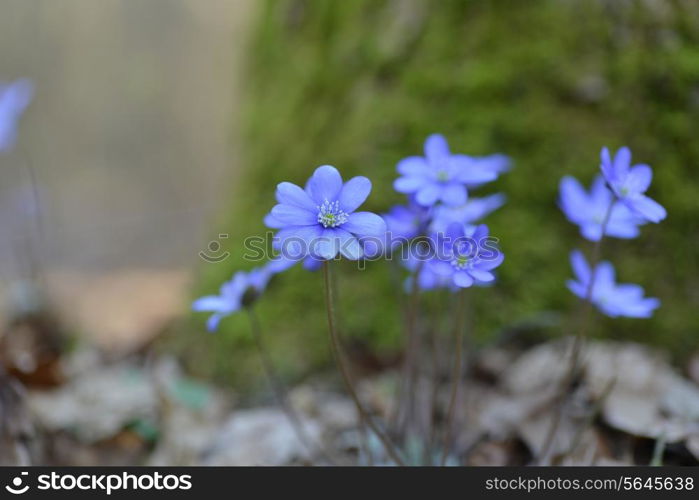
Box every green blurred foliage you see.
[176,0,699,385]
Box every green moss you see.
[176,0,699,386]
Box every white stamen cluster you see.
[317,199,349,228]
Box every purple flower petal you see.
[306,165,343,204]
[429,259,454,276]
[303,257,323,271]
[593,261,616,290]
[627,195,666,223]
[471,223,490,242]
[453,271,474,288]
[451,157,499,184]
[313,228,341,260]
[394,176,424,193]
[206,313,224,332]
[275,225,323,259]
[476,251,504,270]
[192,296,227,312]
[343,212,386,237]
[566,279,586,299]
[415,183,441,206]
[559,176,588,221]
[335,228,362,260]
[397,156,429,176]
[440,183,467,206]
[469,269,495,282]
[614,146,632,177]
[580,223,603,241]
[444,222,465,242]
[264,212,285,229]
[625,165,652,194]
[424,134,450,163]
[338,176,371,213]
[589,175,611,204]
[600,147,615,182]
[270,204,317,226]
[275,182,317,211]
[605,217,641,239]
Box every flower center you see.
[436,170,450,182]
[317,199,349,228]
[451,255,470,269]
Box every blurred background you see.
[0,0,251,349]
[1,0,698,466]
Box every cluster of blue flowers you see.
[194,137,665,330]
[560,146,664,318]
[386,134,507,291]
[194,134,509,330]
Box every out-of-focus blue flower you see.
[393,134,500,207]
[567,250,659,318]
[265,165,386,262]
[403,251,457,292]
[0,78,34,153]
[464,154,511,188]
[383,198,430,241]
[192,265,272,331]
[600,147,666,223]
[361,197,431,259]
[559,175,645,241]
[429,193,506,233]
[428,223,504,288]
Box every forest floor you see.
[3,318,699,466]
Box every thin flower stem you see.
[321,261,406,466]
[357,414,374,466]
[426,291,445,464]
[388,253,408,431]
[538,198,615,464]
[398,260,423,436]
[246,307,337,465]
[440,288,467,465]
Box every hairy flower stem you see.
[539,199,615,464]
[246,307,337,465]
[440,288,467,465]
[322,262,406,466]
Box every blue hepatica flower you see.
[600,146,666,223]
[0,78,34,153]
[393,134,501,207]
[383,198,430,242]
[559,175,645,241]
[428,223,504,288]
[192,265,272,331]
[429,193,506,234]
[403,251,457,292]
[363,197,432,258]
[463,154,511,189]
[265,165,386,261]
[567,250,659,318]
